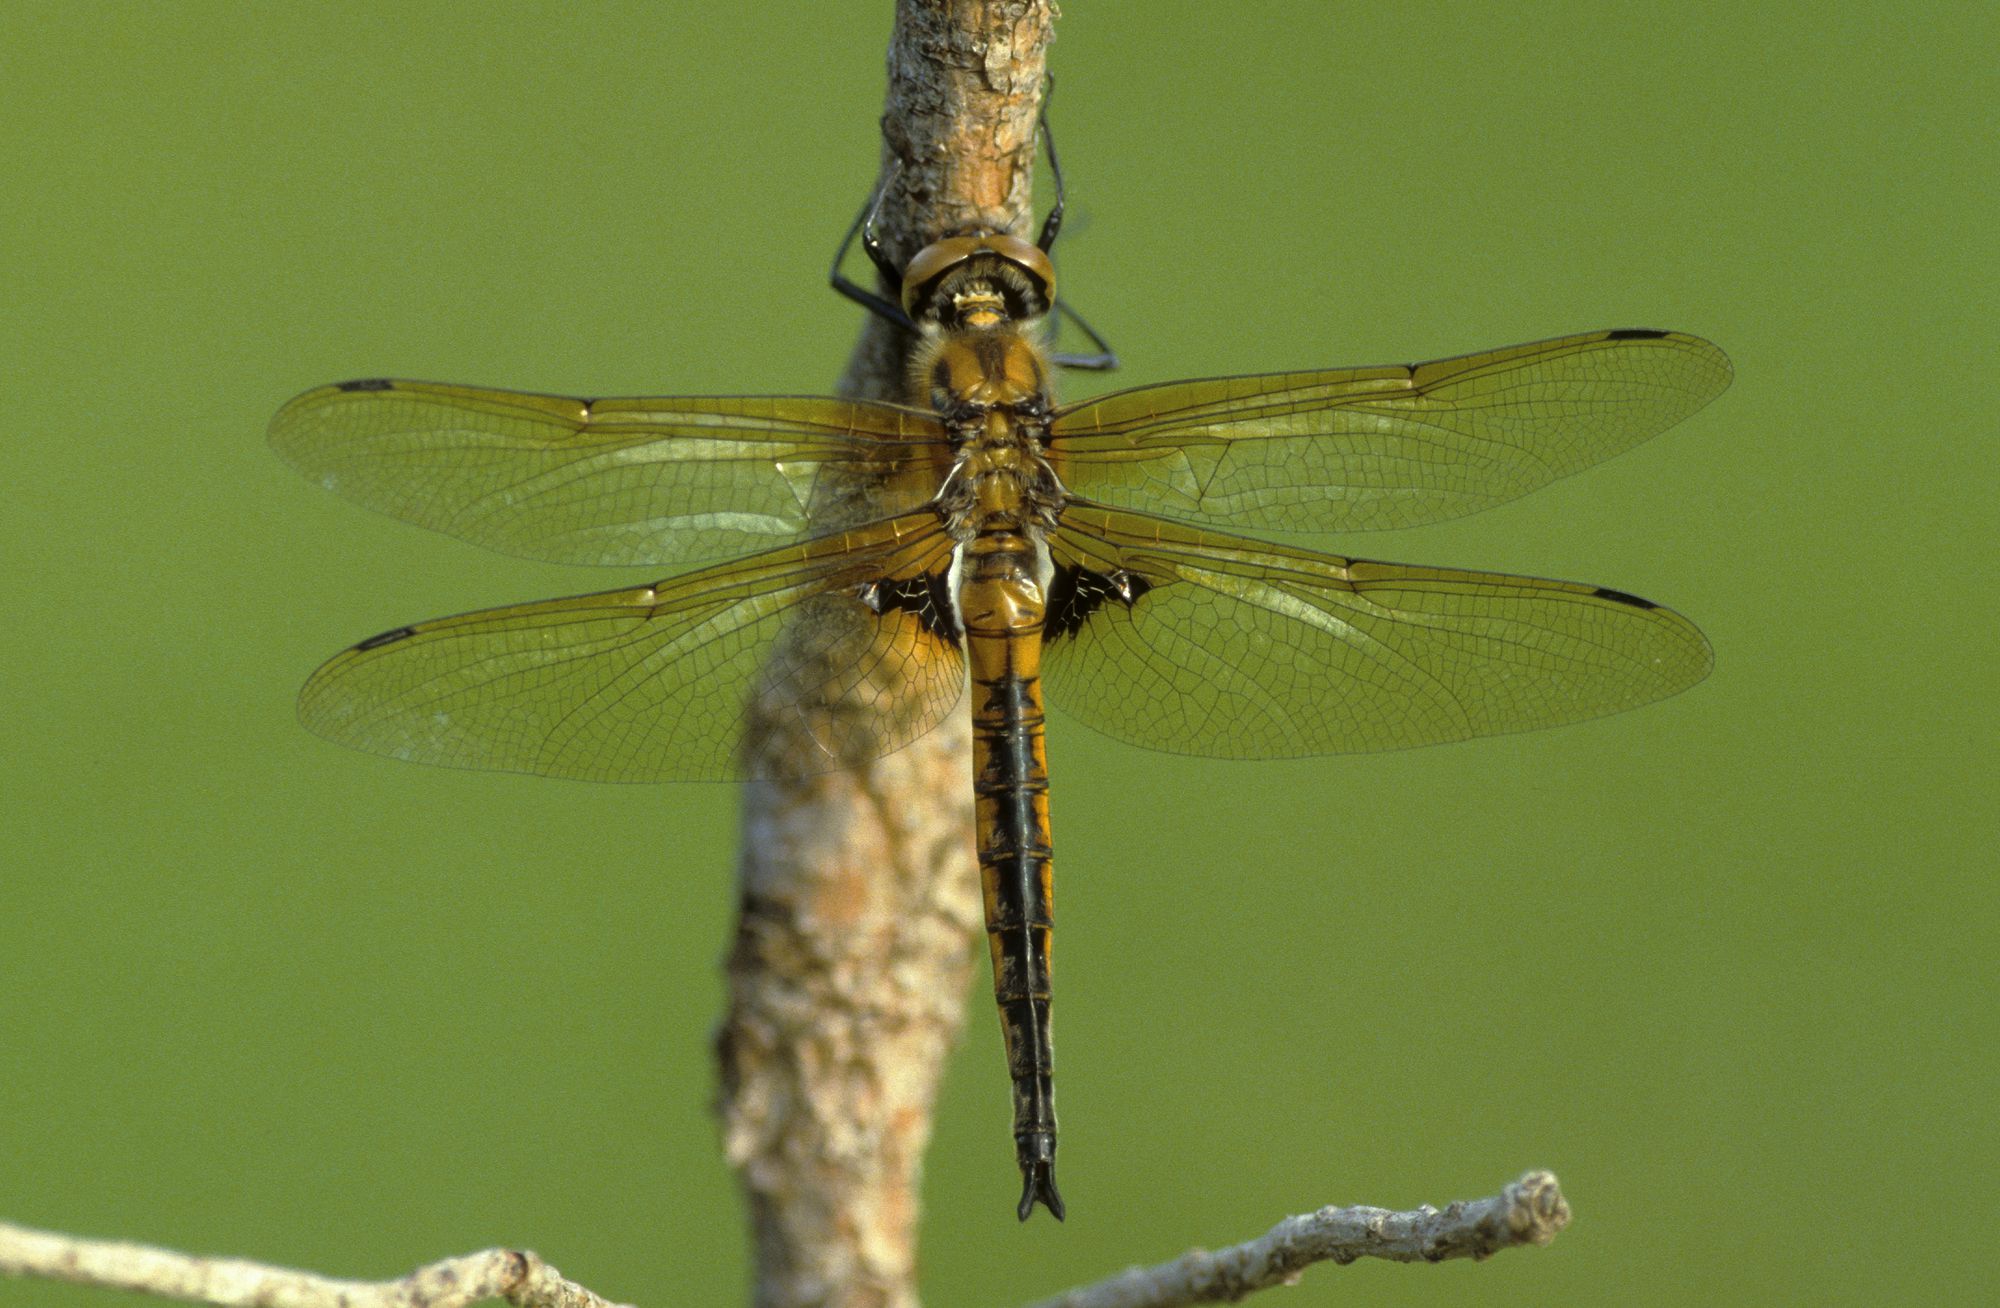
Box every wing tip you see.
[1603,327,1735,399]
[268,378,393,451]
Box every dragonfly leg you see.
[829,163,919,332]
[1034,82,1117,372]
[1035,77,1067,253]
[1049,295,1119,371]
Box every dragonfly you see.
[270,124,1730,1222]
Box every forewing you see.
[270,380,947,566]
[1042,505,1711,757]
[298,514,964,781]
[1050,330,1730,532]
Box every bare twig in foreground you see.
[1027,1171,1572,1308]
[1,1171,1566,1308]
[0,1220,632,1308]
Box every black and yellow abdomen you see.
[957,529,1062,1220]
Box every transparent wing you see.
[1043,505,1711,757]
[1050,330,1730,532]
[270,380,948,566]
[298,514,964,781]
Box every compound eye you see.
[980,233,1056,309]
[901,236,984,317]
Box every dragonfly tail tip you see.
[1017,1162,1066,1221]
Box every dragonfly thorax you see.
[920,321,1053,419]
[940,439,1062,542]
[925,327,1062,543]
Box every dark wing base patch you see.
[859,571,963,642]
[1044,564,1152,642]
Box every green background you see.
[3,4,1992,1305]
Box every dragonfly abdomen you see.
[960,531,1062,1221]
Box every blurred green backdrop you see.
[3,4,1992,1305]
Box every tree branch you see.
[718,5,1054,1308]
[1026,1171,1572,1308]
[0,1221,632,1308]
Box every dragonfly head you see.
[901,232,1055,329]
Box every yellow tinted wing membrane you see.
[297,514,964,781]
[1042,505,1712,757]
[270,380,945,566]
[1050,331,1730,532]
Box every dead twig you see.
[0,1221,633,1308]
[1,1171,1567,1308]
[1027,1171,1572,1308]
